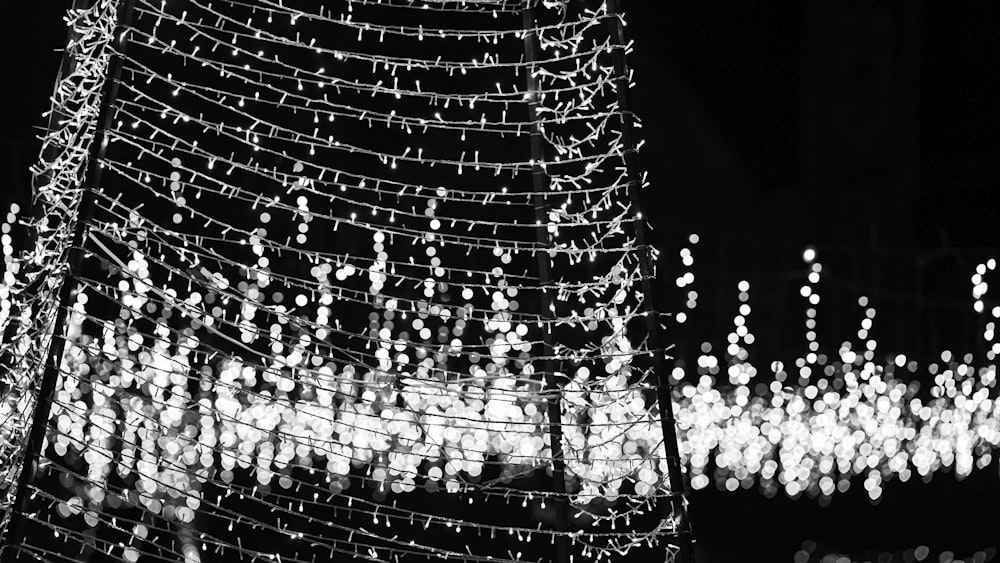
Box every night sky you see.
[3,2,1000,562]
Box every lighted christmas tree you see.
[0,1,692,563]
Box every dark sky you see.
[3,1,1000,562]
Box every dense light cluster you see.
[0,1,686,563]
[0,0,120,522]
[669,241,1000,504]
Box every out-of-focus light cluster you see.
[673,233,698,325]
[0,1,685,562]
[671,238,1000,504]
[797,539,997,563]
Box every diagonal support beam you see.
[522,3,571,563]
[605,0,696,561]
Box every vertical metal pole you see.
[1,0,137,560]
[604,1,696,561]
[522,3,571,563]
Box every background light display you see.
[664,240,1000,505]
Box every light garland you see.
[0,0,120,526]
[1,1,688,563]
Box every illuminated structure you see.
[0,1,692,563]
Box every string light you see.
[0,0,121,531]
